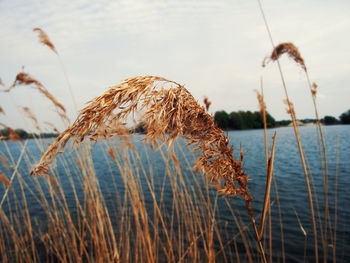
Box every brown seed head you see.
[0,172,10,187]
[8,72,66,113]
[33,28,57,54]
[203,97,211,111]
[31,75,251,202]
[0,123,21,141]
[22,107,41,131]
[263,42,307,72]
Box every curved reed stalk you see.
[4,72,66,114]
[265,40,331,262]
[22,106,41,132]
[31,75,252,204]
[257,1,319,261]
[33,28,57,54]
[33,27,78,112]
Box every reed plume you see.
[4,72,66,114]
[31,76,252,203]
[43,122,60,133]
[0,77,4,87]
[33,28,57,54]
[0,107,5,115]
[22,106,41,131]
[0,123,21,141]
[203,97,211,111]
[0,172,10,187]
[0,156,9,173]
[263,42,306,72]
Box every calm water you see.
[1,125,349,262]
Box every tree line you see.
[0,129,58,140]
[0,109,349,139]
[213,109,350,130]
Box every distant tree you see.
[132,123,146,134]
[219,110,277,130]
[301,118,317,124]
[321,116,339,125]
[15,129,28,139]
[214,110,229,129]
[276,120,292,126]
[242,111,255,129]
[339,109,350,124]
[0,129,10,137]
[229,112,244,129]
[266,112,276,127]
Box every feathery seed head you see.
[263,42,307,72]
[32,76,251,201]
[33,28,57,54]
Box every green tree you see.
[266,112,276,127]
[15,129,28,139]
[242,111,255,129]
[214,110,229,129]
[322,116,339,125]
[229,112,244,130]
[339,109,350,124]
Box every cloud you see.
[1,0,350,129]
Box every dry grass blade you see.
[263,42,306,72]
[0,156,9,172]
[22,106,41,131]
[32,75,252,203]
[33,28,57,54]
[203,97,211,112]
[0,172,10,187]
[0,123,21,141]
[258,132,277,240]
[43,122,60,133]
[4,72,66,113]
[293,207,307,237]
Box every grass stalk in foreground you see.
[257,1,319,261]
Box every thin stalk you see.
[258,132,276,240]
[333,135,339,263]
[306,73,330,263]
[257,1,318,261]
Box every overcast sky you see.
[0,0,349,132]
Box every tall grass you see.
[0,12,345,262]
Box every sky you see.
[0,0,349,132]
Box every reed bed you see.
[0,8,347,262]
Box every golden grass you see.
[31,76,252,207]
[33,28,57,54]
[0,9,344,262]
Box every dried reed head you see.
[0,155,9,173]
[203,97,211,111]
[311,82,318,98]
[6,72,66,114]
[263,42,306,72]
[0,106,5,115]
[283,99,295,115]
[0,123,21,141]
[0,77,4,87]
[0,172,10,187]
[22,106,41,131]
[44,122,60,134]
[33,28,57,54]
[255,90,266,114]
[32,76,251,202]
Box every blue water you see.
[0,125,349,262]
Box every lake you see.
[0,125,349,262]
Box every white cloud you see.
[0,0,350,130]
